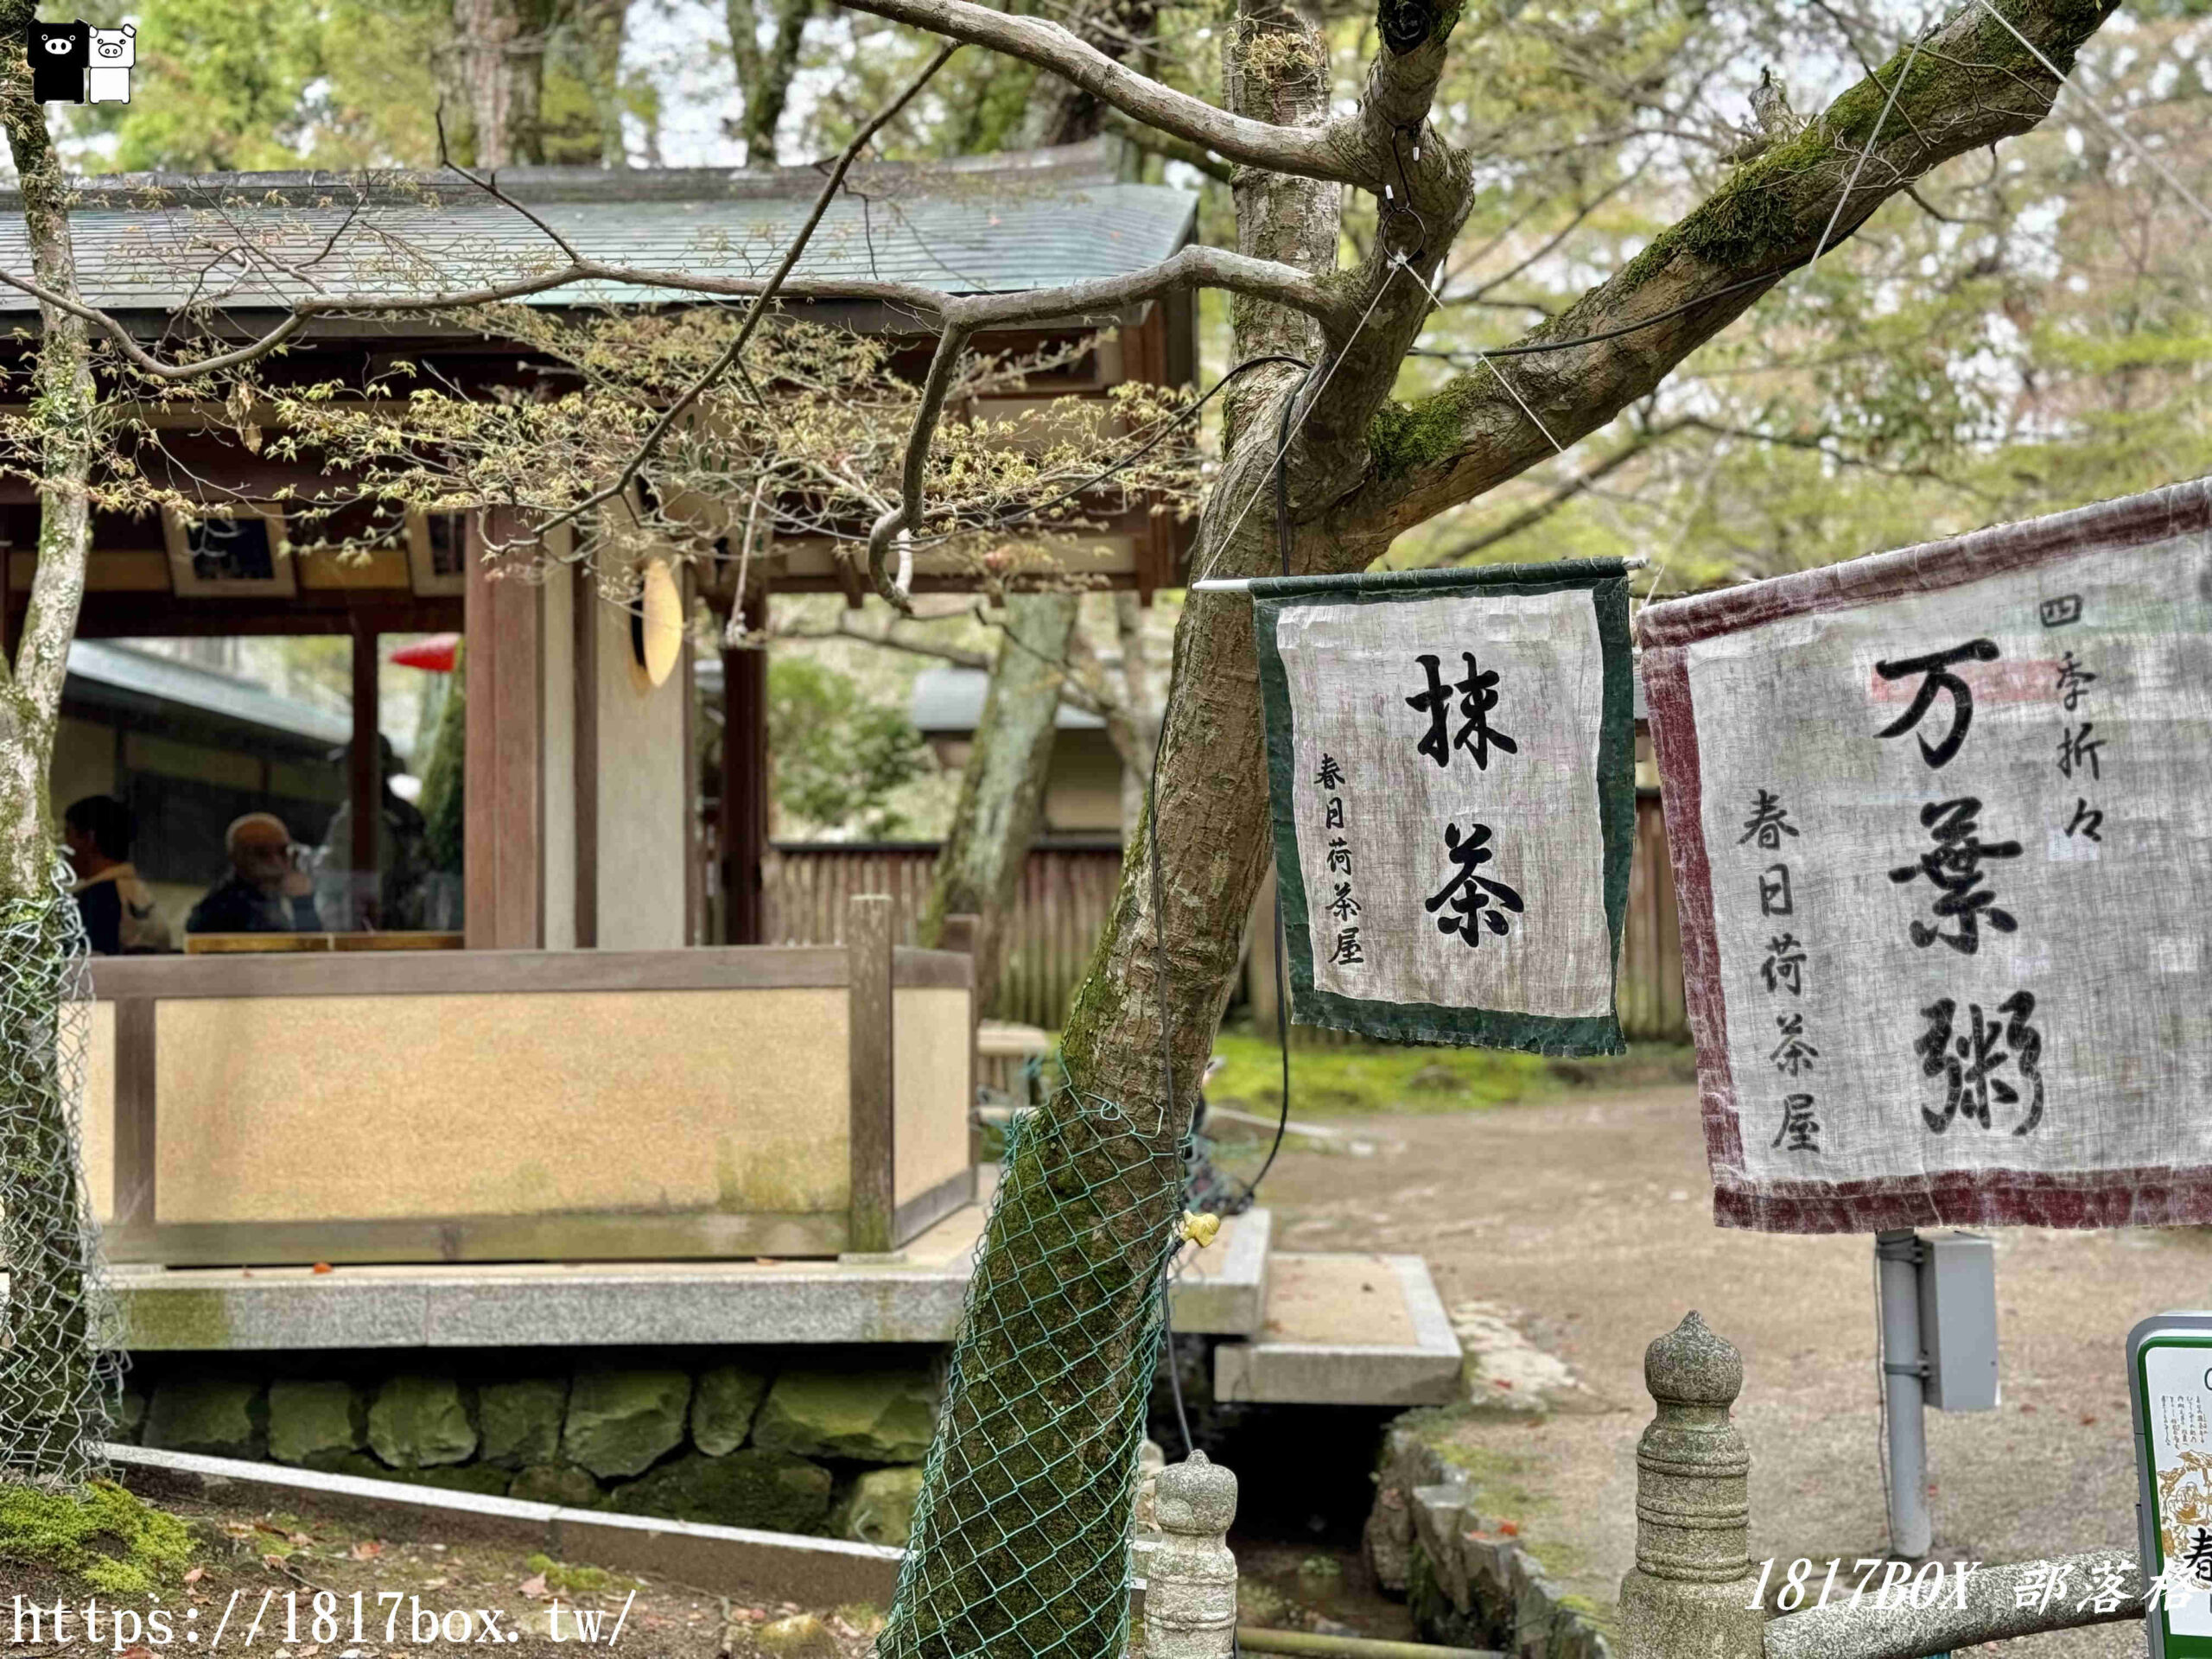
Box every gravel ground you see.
[1247,1082,2192,1659]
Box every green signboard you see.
[2131,1313,2212,1659]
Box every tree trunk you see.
[572,0,628,166]
[916,593,1079,1016]
[453,0,554,166]
[727,0,810,164]
[882,5,1343,1650]
[0,0,110,1487]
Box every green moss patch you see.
[524,1552,618,1594]
[1206,1031,1695,1117]
[0,1479,195,1594]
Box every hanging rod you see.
[1191,556,1649,594]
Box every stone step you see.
[1212,1252,1463,1407]
[111,1198,1273,1351]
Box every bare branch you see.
[868,320,972,607]
[776,614,994,673]
[533,41,958,543]
[1420,419,1688,564]
[778,606,1116,722]
[1100,109,1233,183]
[836,0,1366,185]
[862,240,1354,604]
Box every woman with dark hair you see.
[62,795,170,954]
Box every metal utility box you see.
[1917,1230,1999,1410]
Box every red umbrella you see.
[389,632,460,672]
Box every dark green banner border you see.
[1251,559,1634,1058]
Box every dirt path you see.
[1250,1083,2198,1658]
[4,1489,884,1657]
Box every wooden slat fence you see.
[764,841,1124,1031]
[768,797,1689,1044]
[1619,789,1688,1043]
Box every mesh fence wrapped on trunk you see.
[0,860,124,1488]
[878,1091,1184,1659]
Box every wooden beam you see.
[720,587,769,944]
[111,999,158,1253]
[60,593,462,639]
[845,893,897,1255]
[682,575,702,947]
[463,510,544,950]
[936,915,985,1168]
[572,563,599,949]
[349,623,381,927]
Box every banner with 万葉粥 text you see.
[1252,560,1635,1058]
[1641,477,2212,1233]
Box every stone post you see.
[1617,1313,1767,1659]
[1146,1450,1239,1659]
[1135,1437,1168,1535]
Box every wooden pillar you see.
[720,587,770,944]
[938,912,984,1155]
[348,623,380,928]
[463,509,544,950]
[571,562,598,948]
[846,893,897,1255]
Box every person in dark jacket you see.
[186,812,321,935]
[63,795,169,954]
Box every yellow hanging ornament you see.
[1179,1210,1221,1249]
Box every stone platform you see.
[1214,1252,1463,1407]
[112,1192,1461,1408]
[112,1198,1272,1351]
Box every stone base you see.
[1366,1423,1614,1659]
[119,1349,933,1544]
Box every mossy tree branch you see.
[1338,0,2123,548]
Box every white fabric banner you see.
[1642,479,2212,1231]
[1253,564,1633,1055]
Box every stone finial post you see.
[1146,1450,1239,1659]
[1617,1313,1766,1659]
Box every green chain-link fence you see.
[0,861,123,1488]
[879,1088,1185,1659]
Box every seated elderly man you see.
[186,812,322,936]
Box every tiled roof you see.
[67,640,353,746]
[909,664,1103,733]
[0,139,1198,315]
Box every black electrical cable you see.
[1228,359,1319,1211]
[1162,1264,1195,1458]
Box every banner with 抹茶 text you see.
[1252,561,1635,1057]
[1641,477,2212,1233]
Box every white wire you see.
[1973,0,2212,232]
[1203,1,2210,601]
[1808,16,1931,271]
[1192,260,1410,586]
[1399,258,1567,457]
